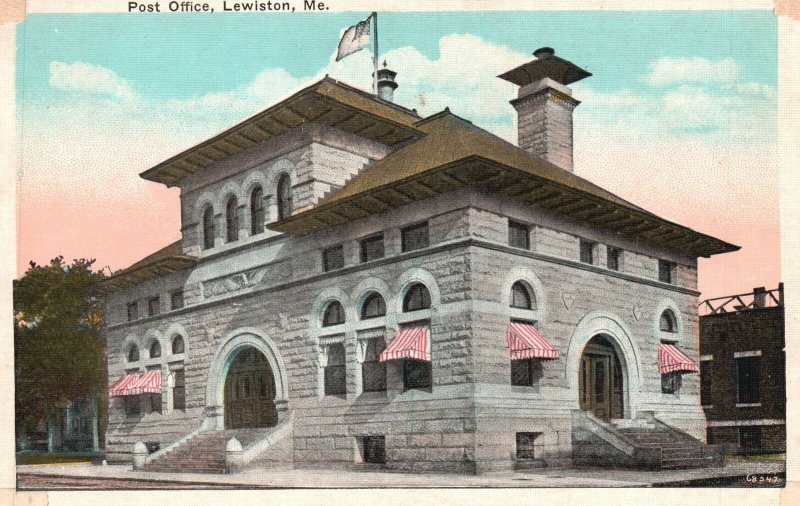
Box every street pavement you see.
[16,458,785,489]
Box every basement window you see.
[360,436,386,464]
[738,426,762,449]
[516,432,541,460]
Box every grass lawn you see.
[725,453,785,462]
[16,453,96,465]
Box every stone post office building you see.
[101,49,737,473]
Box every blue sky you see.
[15,10,781,297]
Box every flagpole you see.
[372,11,378,95]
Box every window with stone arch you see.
[403,283,431,312]
[225,195,239,243]
[510,281,535,310]
[361,292,386,320]
[171,335,185,355]
[660,309,677,333]
[202,205,215,250]
[127,344,140,363]
[322,300,346,327]
[277,173,293,220]
[149,340,161,359]
[250,185,265,235]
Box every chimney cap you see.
[498,48,591,87]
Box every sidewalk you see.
[16,458,785,488]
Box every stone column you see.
[132,442,148,470]
[225,437,243,473]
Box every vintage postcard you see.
[3,0,798,503]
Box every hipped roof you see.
[270,111,739,258]
[99,241,197,292]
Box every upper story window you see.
[277,174,293,220]
[171,335,185,355]
[403,284,431,312]
[401,222,429,252]
[579,239,595,265]
[510,282,534,310]
[360,234,385,263]
[659,310,677,333]
[147,297,160,317]
[226,196,239,243]
[361,292,386,319]
[126,302,138,322]
[322,301,346,327]
[323,245,344,272]
[170,290,184,311]
[250,185,265,235]
[508,221,530,250]
[607,247,621,271]
[127,345,140,363]
[324,342,347,396]
[149,340,161,359]
[735,355,760,404]
[659,260,675,284]
[202,206,215,250]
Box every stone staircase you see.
[572,410,723,470]
[141,428,271,474]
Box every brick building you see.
[699,284,786,453]
[100,49,737,473]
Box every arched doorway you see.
[223,347,278,429]
[579,335,624,421]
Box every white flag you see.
[336,15,372,62]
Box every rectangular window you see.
[659,260,675,284]
[516,432,541,460]
[143,393,162,414]
[323,245,345,272]
[739,426,762,449]
[361,436,386,464]
[361,338,387,393]
[607,247,620,271]
[403,359,432,391]
[735,356,760,404]
[125,396,140,416]
[324,343,347,396]
[173,369,186,411]
[661,371,682,394]
[511,359,542,388]
[170,290,184,310]
[147,297,160,317]
[508,221,530,250]
[580,239,595,264]
[401,222,430,252]
[126,302,138,322]
[700,360,712,406]
[360,234,385,263]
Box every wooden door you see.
[224,349,277,429]
[579,353,613,421]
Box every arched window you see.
[277,174,293,220]
[171,335,185,355]
[250,185,265,235]
[510,281,534,310]
[127,345,140,362]
[660,310,677,333]
[403,283,431,312]
[149,340,161,359]
[323,300,346,327]
[361,292,386,319]
[202,206,215,250]
[226,196,239,243]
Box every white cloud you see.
[48,61,136,100]
[646,56,739,87]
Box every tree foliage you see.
[14,257,106,425]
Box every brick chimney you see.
[498,47,591,171]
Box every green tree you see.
[14,257,106,437]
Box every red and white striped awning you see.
[379,325,430,362]
[507,322,559,360]
[130,370,162,394]
[108,373,141,397]
[658,343,699,374]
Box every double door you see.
[580,353,614,420]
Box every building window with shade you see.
[202,206,215,250]
[250,185,265,235]
[172,369,185,411]
[324,343,346,396]
[361,338,387,393]
[226,196,239,243]
[277,174,293,220]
